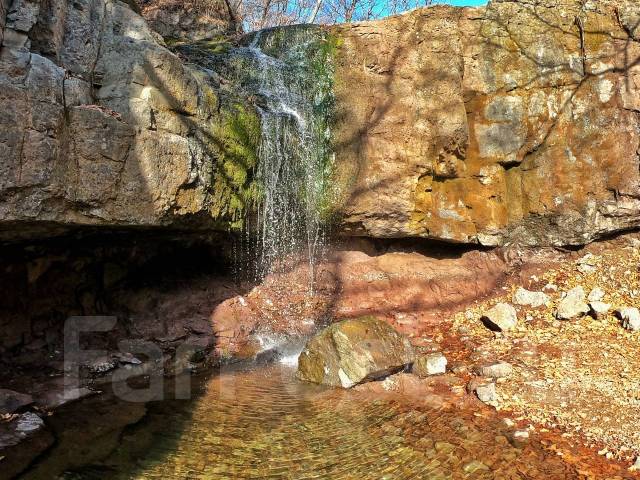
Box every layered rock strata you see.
[0,0,248,242]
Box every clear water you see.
[19,364,587,480]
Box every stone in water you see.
[296,316,414,388]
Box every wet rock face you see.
[296,317,415,388]
[0,411,53,479]
[331,0,640,247]
[0,231,232,360]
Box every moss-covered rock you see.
[297,317,415,388]
[209,103,262,229]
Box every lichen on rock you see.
[329,1,640,247]
[296,316,415,388]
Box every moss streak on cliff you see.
[210,103,261,230]
[310,32,340,224]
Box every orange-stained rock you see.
[210,248,507,358]
[330,0,640,246]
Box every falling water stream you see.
[223,26,334,282]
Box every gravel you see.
[451,235,640,465]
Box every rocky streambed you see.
[0,362,622,480]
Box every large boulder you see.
[296,317,415,388]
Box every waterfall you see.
[222,26,335,283]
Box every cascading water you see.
[218,26,335,283]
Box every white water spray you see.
[223,26,334,284]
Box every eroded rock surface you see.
[210,247,507,358]
[331,0,640,246]
[0,0,245,241]
[296,316,415,388]
[1,0,640,247]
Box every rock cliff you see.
[0,0,251,242]
[138,0,239,41]
[331,0,640,246]
[1,0,639,246]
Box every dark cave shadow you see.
[14,370,212,480]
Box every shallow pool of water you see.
[18,364,585,479]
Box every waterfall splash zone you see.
[222,26,336,284]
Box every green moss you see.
[194,37,232,54]
[209,103,262,229]
[193,26,342,232]
[307,32,340,224]
[243,26,340,225]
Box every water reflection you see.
[20,364,583,479]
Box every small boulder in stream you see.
[296,316,415,388]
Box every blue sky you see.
[440,0,487,5]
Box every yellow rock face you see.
[331,0,640,246]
